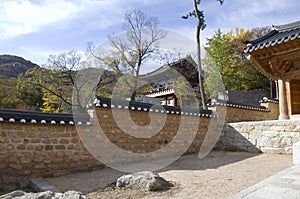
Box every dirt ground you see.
[47,151,292,199]
[86,151,292,199]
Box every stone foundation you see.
[216,120,300,154]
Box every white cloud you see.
[0,0,82,39]
[0,0,164,40]
[204,0,300,30]
[1,0,300,66]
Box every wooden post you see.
[278,78,289,120]
[173,95,177,106]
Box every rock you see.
[0,190,26,199]
[60,191,86,199]
[116,171,173,191]
[0,190,86,199]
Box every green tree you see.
[0,77,24,109]
[204,27,270,99]
[182,0,224,109]
[16,73,43,109]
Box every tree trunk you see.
[193,0,207,110]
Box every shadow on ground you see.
[159,150,260,172]
[44,150,260,194]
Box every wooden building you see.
[140,56,199,107]
[244,20,300,119]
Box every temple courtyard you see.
[39,151,293,199]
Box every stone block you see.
[17,144,26,150]
[249,130,263,140]
[261,147,286,154]
[20,158,31,164]
[9,164,23,170]
[271,137,281,148]
[12,138,22,143]
[270,125,286,131]
[3,169,14,175]
[257,136,272,147]
[293,142,300,165]
[60,139,70,144]
[281,137,293,146]
[263,131,280,137]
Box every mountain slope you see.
[0,54,39,78]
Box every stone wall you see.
[0,97,281,191]
[0,123,101,191]
[0,103,215,191]
[209,100,279,123]
[216,120,300,154]
[92,107,213,155]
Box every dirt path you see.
[47,151,292,199]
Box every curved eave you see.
[244,31,300,53]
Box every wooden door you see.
[290,80,300,114]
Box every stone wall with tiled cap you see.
[0,109,92,126]
[0,96,280,190]
[0,96,217,191]
[209,98,279,123]
[93,96,216,118]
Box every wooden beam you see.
[269,58,292,77]
[250,55,277,80]
[284,70,300,79]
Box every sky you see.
[1,0,300,73]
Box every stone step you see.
[30,178,61,193]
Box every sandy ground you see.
[46,151,292,199]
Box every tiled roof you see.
[208,99,270,112]
[140,56,199,88]
[0,109,91,125]
[94,96,216,118]
[259,97,279,104]
[143,87,174,96]
[244,20,300,53]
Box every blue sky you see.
[1,0,300,71]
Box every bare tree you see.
[90,9,167,100]
[183,0,224,109]
[23,50,102,113]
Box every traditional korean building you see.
[244,20,300,119]
[140,56,199,106]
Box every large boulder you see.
[0,190,86,199]
[116,171,173,191]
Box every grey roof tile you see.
[0,109,91,125]
[95,96,215,117]
[244,20,300,53]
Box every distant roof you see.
[244,20,300,53]
[140,56,199,87]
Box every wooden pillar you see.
[278,78,289,120]
[173,95,177,106]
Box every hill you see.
[0,54,39,78]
